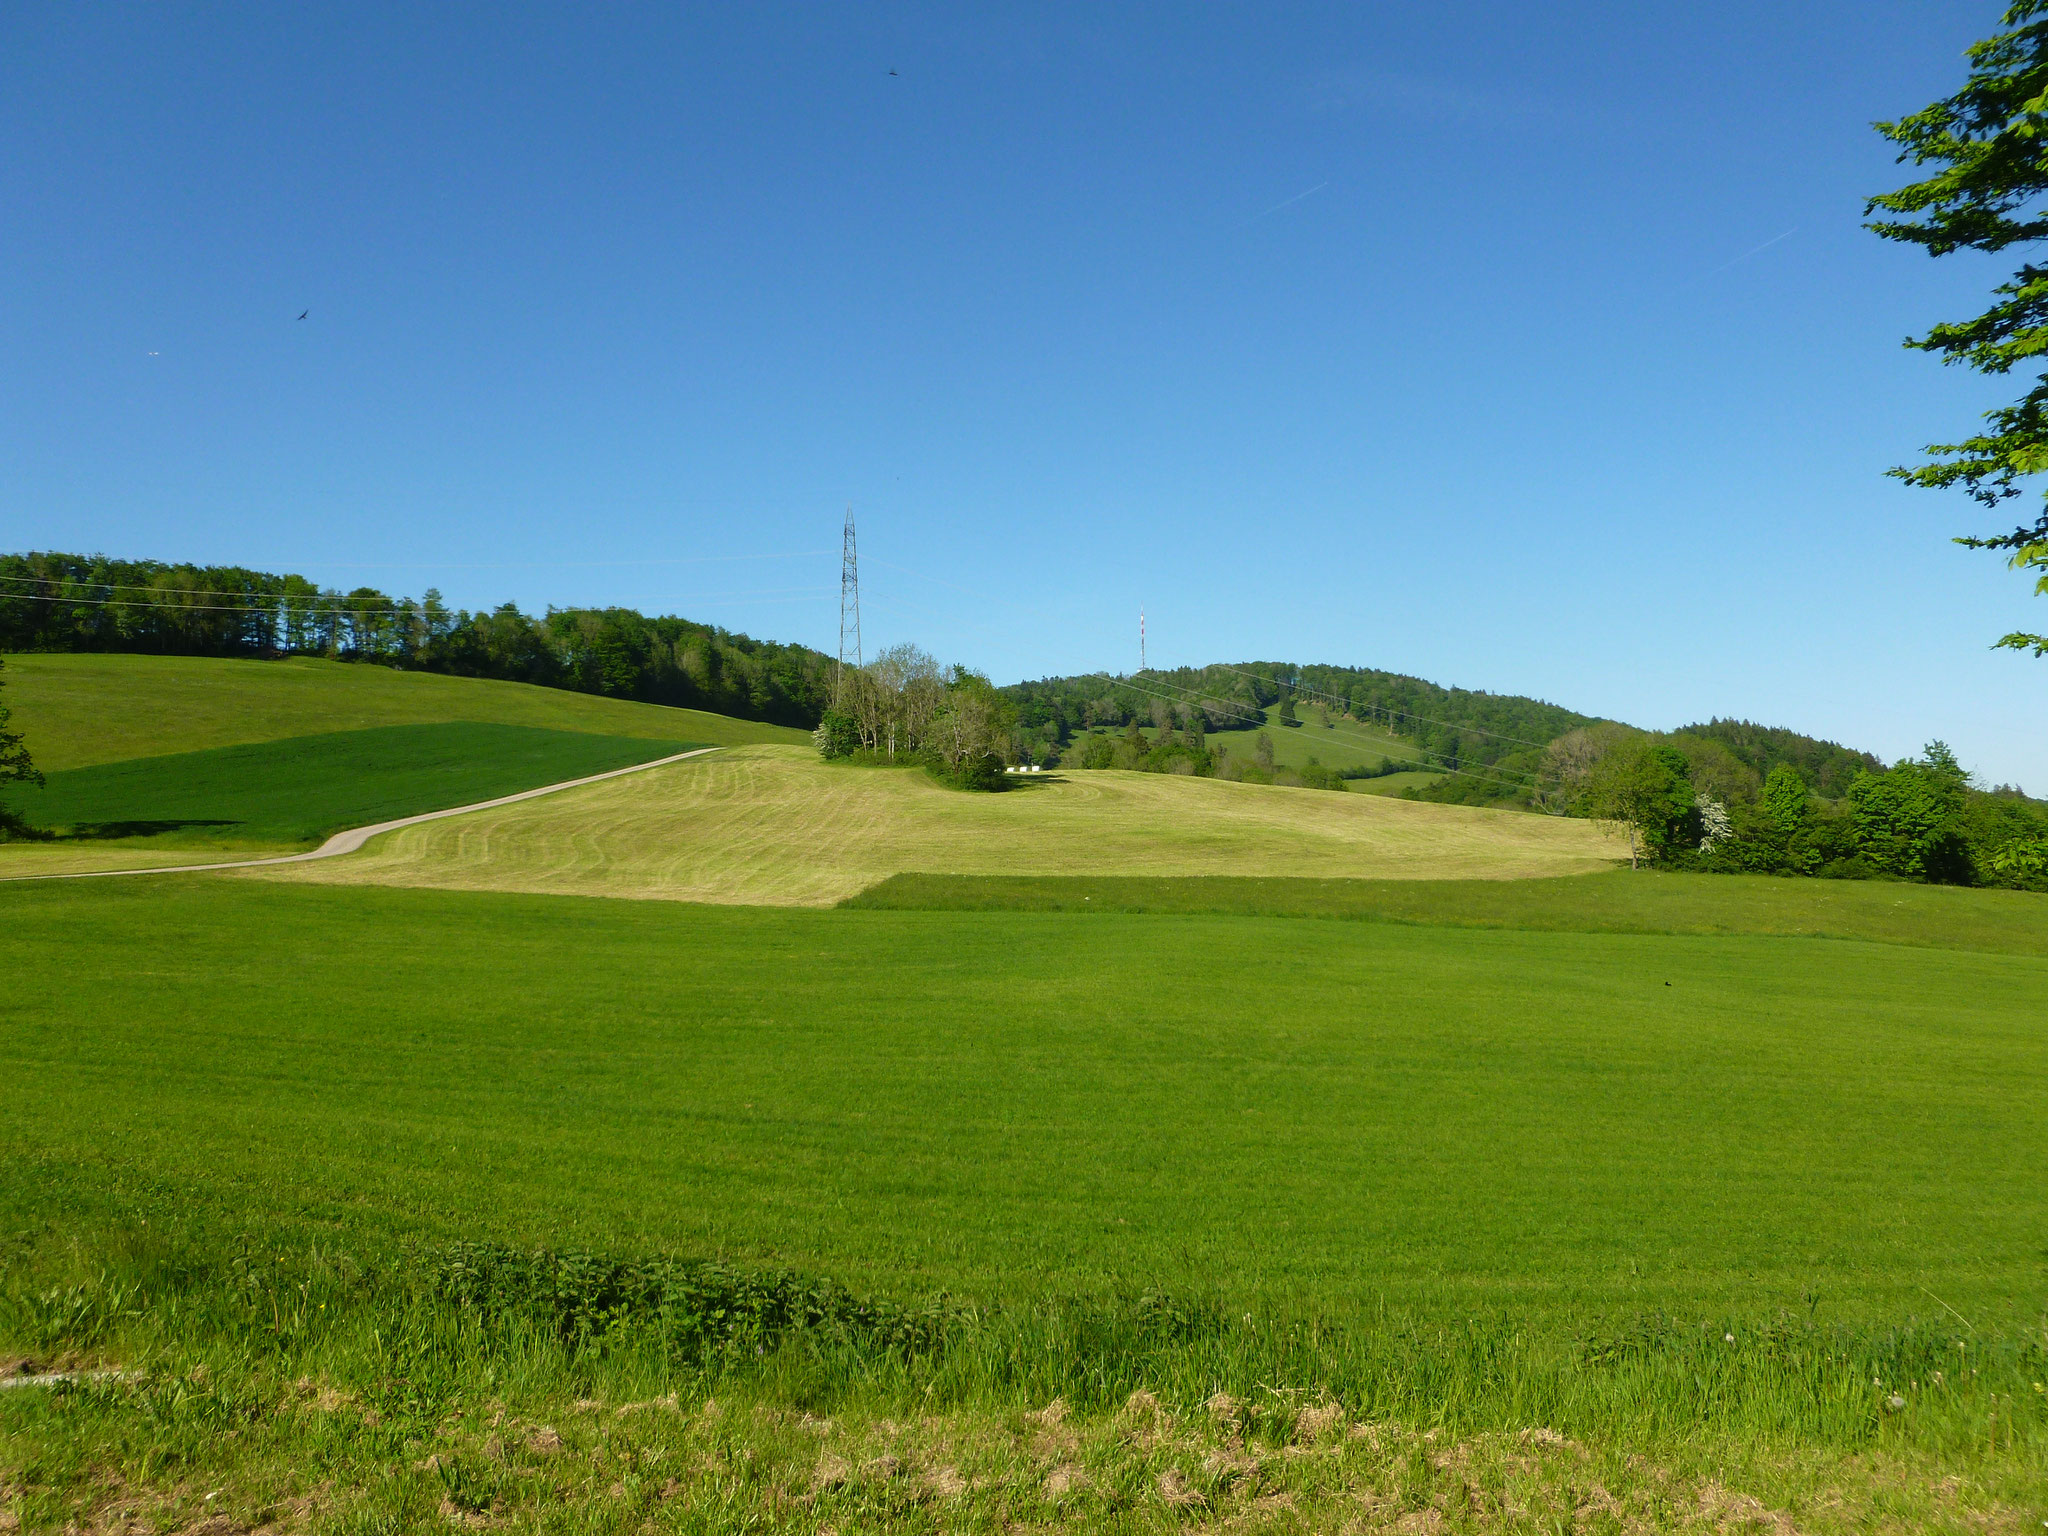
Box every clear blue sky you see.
[4,3,2041,786]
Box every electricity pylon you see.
[837,506,861,704]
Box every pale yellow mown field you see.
[0,844,306,879]
[255,744,1626,906]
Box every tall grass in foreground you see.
[8,1237,2043,1462]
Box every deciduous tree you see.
[1869,1,2048,653]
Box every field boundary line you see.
[0,746,722,884]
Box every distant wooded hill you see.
[1004,666,1892,808]
[0,550,1921,801]
[0,551,834,729]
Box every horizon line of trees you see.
[1005,663,1597,785]
[0,551,834,729]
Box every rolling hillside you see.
[0,652,808,770]
[0,653,803,873]
[259,743,1624,905]
[4,723,699,846]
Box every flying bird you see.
[297,311,308,320]
[888,68,899,76]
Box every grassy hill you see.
[2,722,700,847]
[0,653,803,872]
[258,743,1623,905]
[1200,703,1448,794]
[0,651,807,771]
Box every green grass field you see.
[0,651,807,770]
[1204,703,1414,772]
[846,869,2048,955]
[1080,705,1452,793]
[6,874,2043,1315]
[4,664,2045,1530]
[0,722,698,848]
[6,872,2046,1530]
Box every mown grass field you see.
[0,652,806,770]
[259,744,1622,905]
[4,872,2047,1531]
[0,722,696,850]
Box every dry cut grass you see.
[256,745,1625,907]
[0,844,305,879]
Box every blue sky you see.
[4,2,2042,786]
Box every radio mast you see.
[1139,608,1146,673]
[837,507,862,703]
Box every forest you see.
[1004,662,1594,783]
[0,551,833,728]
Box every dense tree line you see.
[1005,662,1593,787]
[0,551,833,728]
[1544,727,2048,890]
[1664,719,1881,800]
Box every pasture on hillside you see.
[1083,703,1447,794]
[0,723,698,850]
[4,871,2047,1532]
[258,743,1622,905]
[0,652,808,770]
[0,653,803,875]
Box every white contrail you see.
[1707,226,1796,275]
[1249,181,1328,222]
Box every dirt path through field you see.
[0,746,722,883]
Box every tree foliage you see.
[1006,661,1594,798]
[1868,0,2048,652]
[1587,741,1700,869]
[816,645,1014,790]
[0,656,44,840]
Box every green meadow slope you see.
[2,722,699,847]
[0,651,807,770]
[1075,705,1450,795]
[0,653,801,871]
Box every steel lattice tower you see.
[837,506,861,699]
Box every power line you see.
[838,506,862,700]
[0,586,835,620]
[0,548,839,606]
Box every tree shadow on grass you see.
[59,819,244,841]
